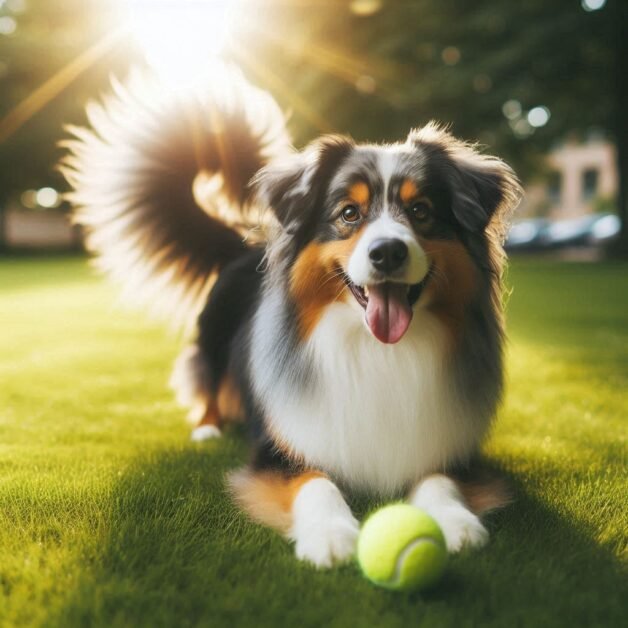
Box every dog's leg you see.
[408,474,489,552]
[190,398,222,441]
[228,468,359,568]
[169,345,222,441]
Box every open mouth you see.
[342,267,432,344]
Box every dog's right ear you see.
[252,135,353,234]
[252,152,313,234]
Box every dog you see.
[62,67,521,567]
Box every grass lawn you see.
[0,255,626,627]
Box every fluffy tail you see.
[60,65,291,329]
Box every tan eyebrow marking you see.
[347,181,370,206]
[400,179,419,204]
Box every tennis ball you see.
[357,504,447,591]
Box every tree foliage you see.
[0,0,620,221]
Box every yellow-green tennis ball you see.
[357,504,447,591]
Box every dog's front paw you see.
[290,477,359,568]
[431,506,489,552]
[293,516,359,568]
[190,424,221,442]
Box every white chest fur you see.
[252,299,488,495]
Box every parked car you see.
[588,213,622,244]
[505,213,621,251]
[504,218,550,251]
[544,213,621,248]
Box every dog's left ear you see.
[408,125,522,233]
[448,155,521,233]
[253,135,353,234]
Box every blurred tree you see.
[0,0,131,248]
[250,0,622,250]
[0,0,624,253]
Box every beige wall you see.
[5,208,79,248]
[520,138,618,220]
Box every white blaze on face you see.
[377,149,399,209]
[346,214,431,344]
[347,214,429,287]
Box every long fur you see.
[60,66,291,329]
[63,69,523,565]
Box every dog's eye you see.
[410,201,432,222]
[341,205,361,223]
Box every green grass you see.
[0,255,626,628]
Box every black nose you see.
[368,238,408,273]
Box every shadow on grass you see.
[50,444,626,628]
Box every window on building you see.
[547,171,562,204]
[582,169,599,201]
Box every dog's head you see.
[254,123,521,344]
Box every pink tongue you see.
[365,283,412,344]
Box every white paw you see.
[290,477,359,568]
[294,516,359,568]
[190,424,221,442]
[431,506,489,553]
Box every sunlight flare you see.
[121,0,242,87]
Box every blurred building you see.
[520,135,618,220]
[4,206,80,249]
[1,187,81,250]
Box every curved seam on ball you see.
[389,537,440,586]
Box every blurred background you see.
[0,0,625,259]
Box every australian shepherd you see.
[62,67,521,567]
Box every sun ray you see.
[0,27,125,144]
[305,39,409,86]
[242,18,411,101]
[232,47,334,135]
[246,23,367,85]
